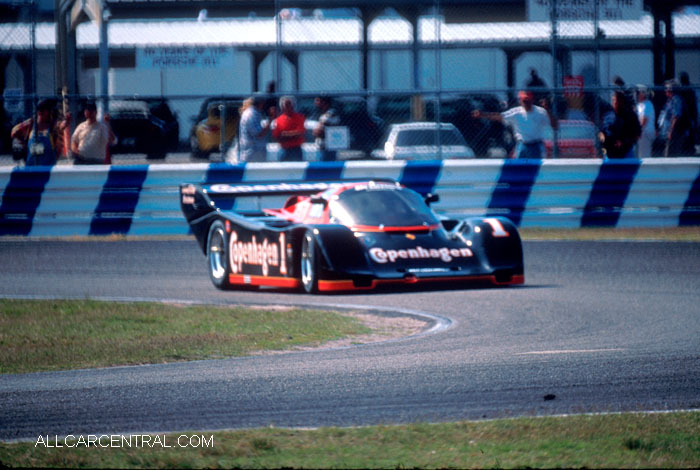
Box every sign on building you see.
[528,0,644,22]
[136,46,235,69]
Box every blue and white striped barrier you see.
[1,158,699,236]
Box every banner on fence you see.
[137,46,235,69]
[528,0,644,22]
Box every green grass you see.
[1,412,698,468]
[0,299,371,374]
[1,299,698,468]
[519,226,700,241]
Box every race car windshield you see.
[330,188,439,227]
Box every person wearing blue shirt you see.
[657,80,690,157]
[239,96,275,162]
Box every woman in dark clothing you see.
[599,91,641,159]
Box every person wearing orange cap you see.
[480,90,556,158]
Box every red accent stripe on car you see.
[318,274,524,292]
[350,223,440,233]
[228,274,300,288]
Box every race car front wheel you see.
[207,220,232,290]
[301,230,319,294]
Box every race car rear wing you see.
[180,179,399,224]
[198,179,397,197]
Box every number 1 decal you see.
[484,218,509,237]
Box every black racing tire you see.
[300,229,320,294]
[207,220,232,290]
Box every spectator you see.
[525,68,548,105]
[599,90,641,159]
[679,71,698,154]
[481,90,556,159]
[10,99,70,166]
[657,79,690,157]
[264,81,278,119]
[612,75,636,115]
[635,85,656,159]
[272,96,305,162]
[70,101,116,164]
[238,95,275,162]
[312,95,341,162]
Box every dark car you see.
[108,98,179,159]
[337,97,383,155]
[147,98,180,151]
[298,95,383,156]
[438,94,515,158]
[180,179,524,293]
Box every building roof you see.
[2,12,698,50]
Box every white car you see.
[371,122,475,160]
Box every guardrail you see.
[1,159,698,236]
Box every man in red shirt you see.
[272,96,305,161]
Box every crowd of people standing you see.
[594,73,697,159]
[6,71,699,165]
[10,99,115,166]
[237,93,338,163]
[490,70,698,160]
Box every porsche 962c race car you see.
[180,180,524,293]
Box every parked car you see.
[543,120,598,158]
[147,98,180,152]
[440,94,514,158]
[297,95,382,156]
[371,122,475,160]
[190,97,243,159]
[107,99,179,159]
[371,94,514,158]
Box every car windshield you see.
[329,187,439,227]
[395,129,466,147]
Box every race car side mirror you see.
[424,193,440,205]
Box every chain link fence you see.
[1,0,699,165]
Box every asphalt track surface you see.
[1,239,699,441]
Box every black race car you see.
[180,180,524,293]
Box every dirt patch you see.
[260,311,430,355]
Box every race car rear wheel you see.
[207,220,232,290]
[301,230,319,294]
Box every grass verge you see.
[519,226,700,241]
[1,412,698,468]
[0,299,371,374]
